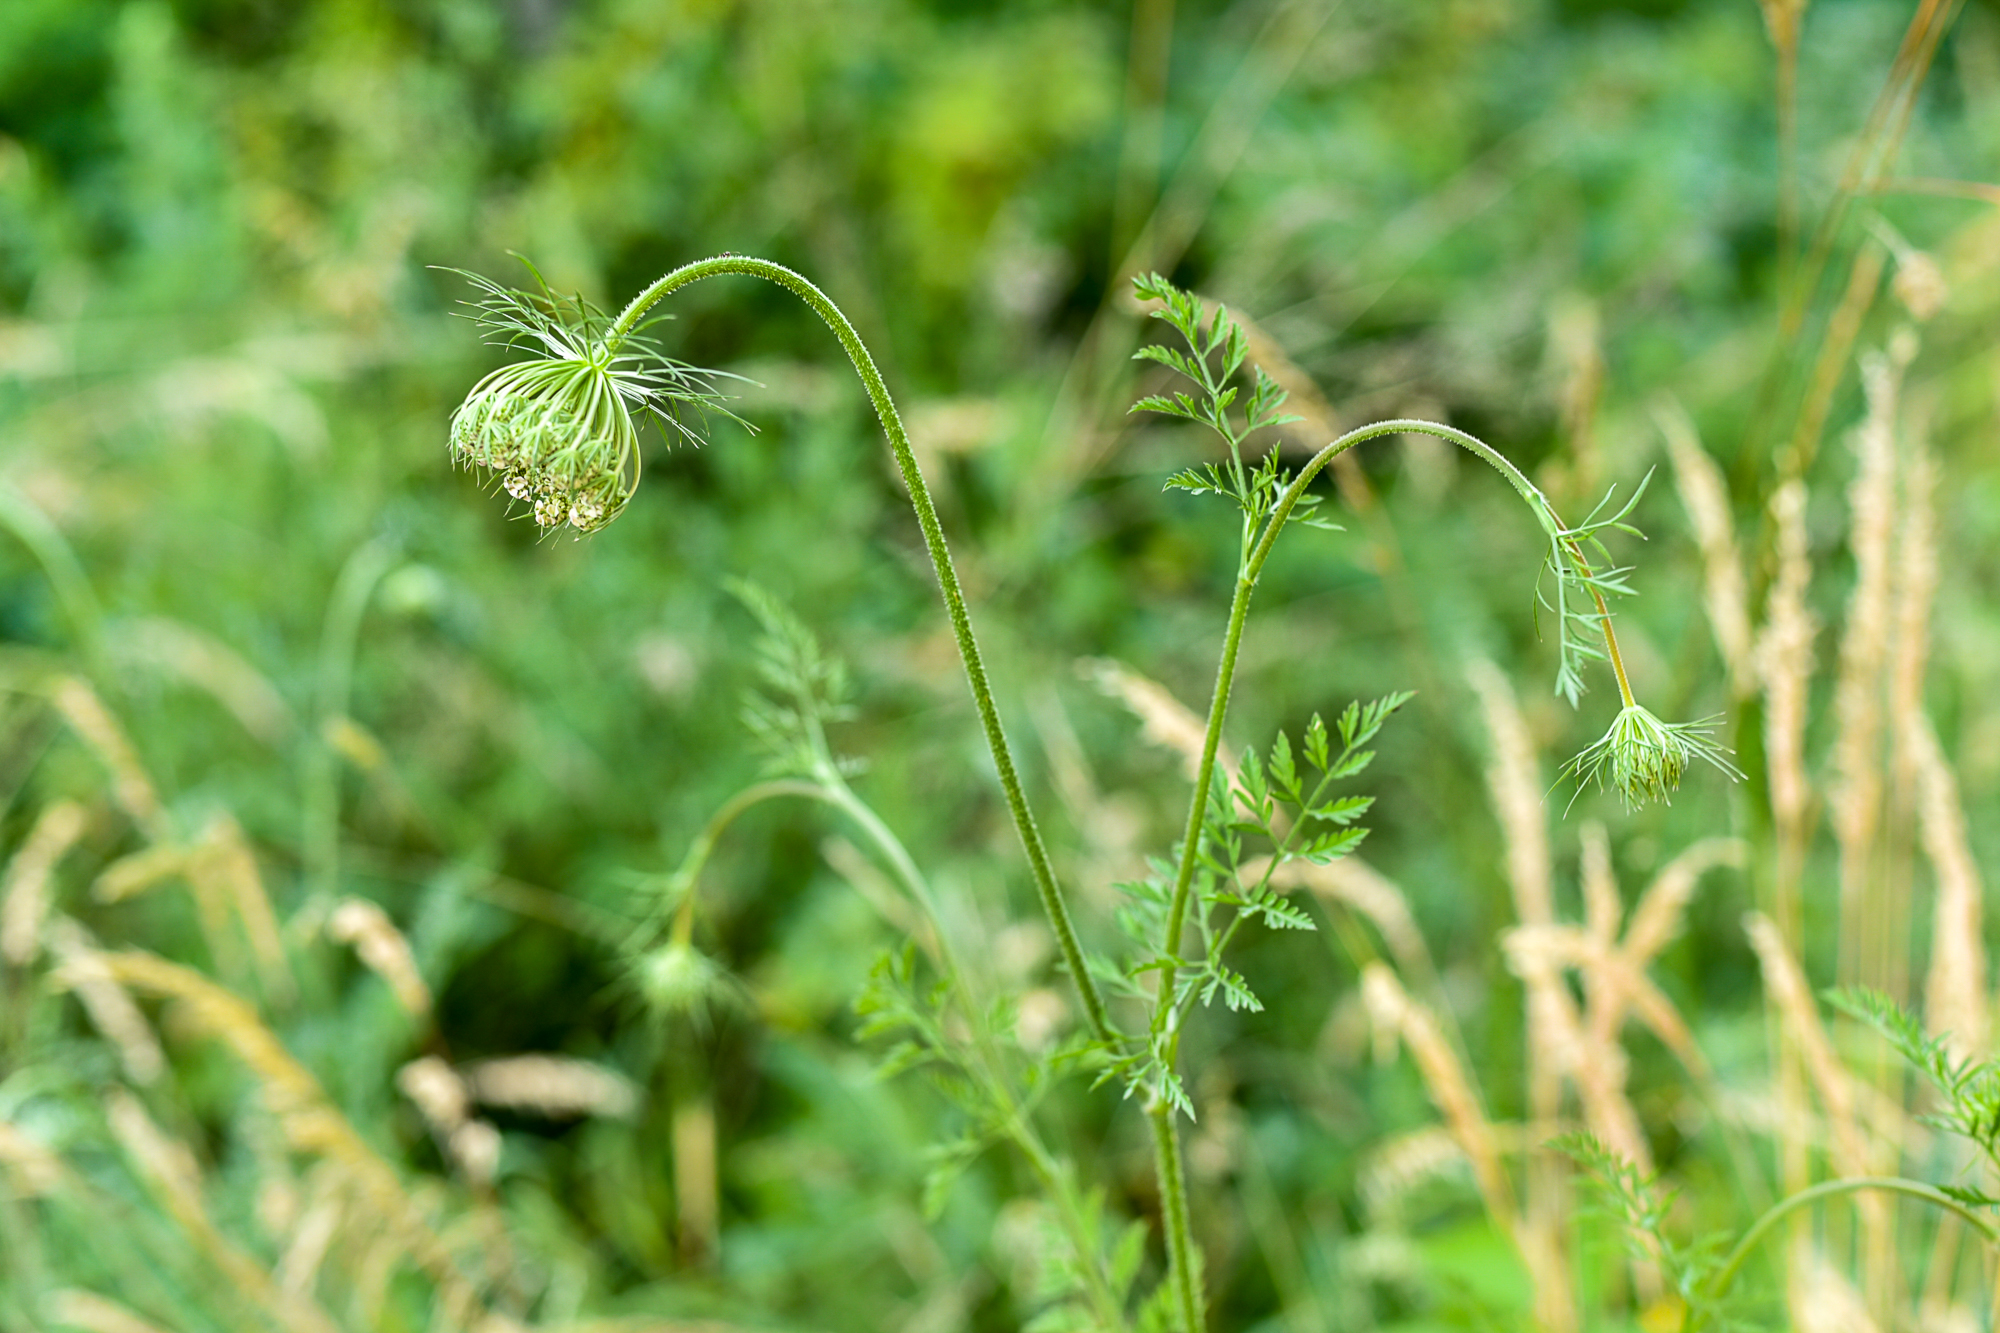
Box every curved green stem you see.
[1694,1177,1999,1329]
[611,256,1112,1045]
[665,770,1130,1329]
[0,482,105,679]
[1142,419,1630,1333]
[662,779,829,948]
[304,536,400,905]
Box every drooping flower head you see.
[1560,703,1743,811]
[446,262,738,534]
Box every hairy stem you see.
[610,256,1113,1044]
[1150,1102,1200,1332]
[1694,1177,1999,1329]
[1144,419,1627,1333]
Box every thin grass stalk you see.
[93,949,487,1326]
[1830,350,1902,988]
[1909,718,1986,1059]
[1657,398,1753,697]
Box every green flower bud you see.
[1562,704,1742,811]
[445,265,737,535]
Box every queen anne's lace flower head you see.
[446,263,737,535]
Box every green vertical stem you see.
[1145,418,1630,1333]
[607,256,1113,1045]
[1150,1102,1201,1332]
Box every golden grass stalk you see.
[114,616,296,745]
[1466,657,1576,1328]
[105,1087,346,1333]
[1656,397,1754,697]
[1758,479,1818,897]
[1264,854,1434,987]
[1908,717,1986,1058]
[1778,246,1885,484]
[1829,349,1902,980]
[398,1055,471,1132]
[94,841,246,991]
[94,949,486,1326]
[1359,964,1517,1233]
[462,1055,640,1121]
[0,1120,67,1198]
[44,919,165,1084]
[1081,656,1236,781]
[49,677,169,842]
[0,799,87,966]
[674,1098,720,1265]
[191,812,293,1003]
[1745,914,1876,1177]
[275,1181,346,1299]
[45,1289,177,1333]
[1890,438,1938,796]
[326,897,431,1021]
[1358,1126,1468,1224]
[1622,839,1747,975]
[1790,1252,1885,1333]
[1466,660,1552,926]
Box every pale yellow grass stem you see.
[94,949,487,1326]
[50,677,168,842]
[326,897,432,1021]
[1908,718,1987,1058]
[1657,397,1754,697]
[0,800,87,966]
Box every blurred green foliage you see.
[5,0,2000,1329]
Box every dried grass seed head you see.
[446,264,738,535]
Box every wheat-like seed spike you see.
[1758,480,1818,853]
[1501,925,1653,1179]
[45,1290,178,1333]
[462,1055,640,1121]
[1909,717,1987,1058]
[1890,248,1948,323]
[0,1120,67,1198]
[1790,1251,1884,1333]
[44,919,166,1084]
[326,897,432,1021]
[1081,656,1237,782]
[397,1059,507,1186]
[399,1056,471,1132]
[1657,397,1754,697]
[1358,1126,1467,1224]
[92,844,187,904]
[0,799,86,966]
[1466,657,1578,1319]
[93,949,487,1326]
[94,839,246,990]
[1263,855,1434,985]
[1621,839,1745,973]
[115,615,297,744]
[193,811,294,1004]
[1467,660,1553,926]
[49,677,169,841]
[106,1087,346,1333]
[275,1173,345,1298]
[1579,821,1621,948]
[1889,438,1938,799]
[1829,351,1901,958]
[674,1098,720,1264]
[1359,964,1517,1233]
[1744,914,1878,1179]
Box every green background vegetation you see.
[3,0,1999,1328]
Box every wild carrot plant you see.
[441,255,1735,1331]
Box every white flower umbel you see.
[446,264,738,534]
